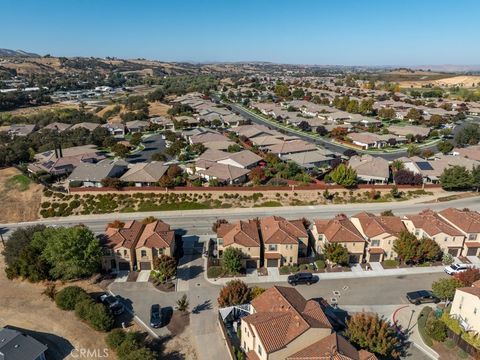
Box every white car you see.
[444,263,470,275]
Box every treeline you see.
[0,108,103,127]
[0,90,52,111]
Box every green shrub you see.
[315,260,326,270]
[382,259,399,268]
[86,303,114,332]
[457,349,468,359]
[207,266,224,278]
[444,338,455,349]
[426,318,447,342]
[75,298,95,320]
[418,306,433,346]
[55,286,89,310]
[279,266,291,275]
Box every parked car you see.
[288,272,317,286]
[150,304,163,328]
[406,290,440,305]
[100,294,125,315]
[444,263,470,275]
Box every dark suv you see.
[150,304,163,328]
[406,290,440,305]
[288,272,317,286]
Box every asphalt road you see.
[230,103,471,161]
[1,195,479,237]
[126,133,168,163]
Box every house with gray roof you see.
[69,122,100,132]
[42,122,72,132]
[120,161,169,186]
[0,327,47,360]
[281,150,335,169]
[67,159,128,188]
[349,155,390,184]
[197,163,250,185]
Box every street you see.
[126,133,168,163]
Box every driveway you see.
[126,133,168,163]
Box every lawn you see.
[6,174,31,192]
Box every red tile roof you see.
[244,286,332,353]
[439,208,480,233]
[136,220,175,249]
[353,212,405,238]
[286,332,377,360]
[403,209,464,237]
[260,216,308,245]
[105,220,144,250]
[216,220,261,248]
[315,214,365,243]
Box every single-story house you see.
[349,155,390,184]
[67,159,128,188]
[120,162,169,186]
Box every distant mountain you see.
[0,48,40,57]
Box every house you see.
[69,122,100,132]
[312,214,366,263]
[450,281,480,334]
[389,125,431,138]
[0,327,48,360]
[286,332,377,360]
[101,220,144,271]
[438,208,480,257]
[126,120,149,133]
[241,286,332,360]
[218,150,263,169]
[265,140,317,156]
[174,115,200,129]
[349,155,390,184]
[216,220,261,269]
[120,162,169,187]
[67,159,128,188]
[452,145,480,161]
[402,209,465,257]
[27,145,106,175]
[347,132,400,150]
[42,122,72,132]
[232,124,279,139]
[102,123,126,138]
[189,131,235,150]
[0,124,35,137]
[260,216,309,267]
[281,150,334,169]
[135,220,176,270]
[351,212,406,262]
[196,163,250,185]
[150,116,175,130]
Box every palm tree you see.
[391,160,404,173]
[177,294,189,312]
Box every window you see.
[318,234,323,240]
[141,250,147,257]
[159,248,164,255]
[432,237,436,241]
[385,252,389,258]
[371,240,380,247]
[123,250,127,256]
[469,234,477,240]
[444,237,448,242]
[415,230,419,236]
[268,244,277,251]
[289,257,293,263]
[353,243,356,247]
[258,345,262,355]
[388,240,391,245]
[247,248,250,251]
[474,308,477,315]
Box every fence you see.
[446,328,480,358]
[217,312,236,360]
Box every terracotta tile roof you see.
[105,220,144,250]
[315,214,365,243]
[368,247,384,254]
[216,220,261,248]
[286,332,377,360]
[244,286,332,354]
[403,209,464,237]
[260,216,308,245]
[458,285,480,299]
[439,208,480,233]
[246,350,261,360]
[136,220,175,249]
[465,242,480,248]
[264,252,282,259]
[353,212,405,238]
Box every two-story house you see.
[259,216,309,267]
[241,286,333,360]
[216,220,262,269]
[402,209,465,257]
[350,212,406,262]
[450,280,480,334]
[438,208,480,257]
[135,220,176,270]
[312,214,366,264]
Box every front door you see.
[349,254,360,264]
[448,248,459,257]
[467,247,478,256]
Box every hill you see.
[0,48,40,57]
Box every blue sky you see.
[1,0,479,65]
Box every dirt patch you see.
[0,167,43,223]
[149,102,171,117]
[167,311,190,336]
[0,251,116,359]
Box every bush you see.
[382,259,399,268]
[87,303,114,332]
[106,329,127,350]
[426,318,447,342]
[279,265,291,274]
[207,266,224,278]
[75,298,95,320]
[418,306,433,346]
[55,286,89,310]
[315,260,326,270]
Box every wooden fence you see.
[446,328,480,358]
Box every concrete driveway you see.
[126,133,168,163]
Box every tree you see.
[248,286,266,301]
[217,280,250,307]
[38,226,101,280]
[405,108,422,122]
[227,144,243,153]
[158,174,174,188]
[2,225,46,266]
[330,127,348,139]
[343,149,358,158]
[212,219,229,232]
[391,160,404,172]
[454,268,480,287]
[345,313,400,358]
[437,140,454,154]
[152,255,177,282]
[176,294,189,312]
[455,123,480,146]
[417,237,441,262]
[323,243,349,266]
[393,169,422,185]
[428,114,445,128]
[106,328,127,350]
[406,144,421,157]
[55,286,89,311]
[222,247,243,274]
[129,133,143,147]
[329,163,357,187]
[425,317,447,342]
[359,98,374,115]
[378,107,396,119]
[292,88,304,99]
[432,278,464,301]
[472,165,480,191]
[393,230,420,264]
[440,166,472,191]
[111,143,130,158]
[151,152,167,161]
[316,125,328,136]
[297,121,312,132]
[249,167,266,185]
[390,186,400,198]
[381,210,394,216]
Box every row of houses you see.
[212,208,480,269]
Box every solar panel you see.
[416,161,433,171]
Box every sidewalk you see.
[205,264,446,285]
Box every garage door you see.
[467,247,478,256]
[246,260,257,269]
[369,253,381,262]
[139,262,152,270]
[267,259,279,267]
[118,262,130,271]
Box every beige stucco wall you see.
[265,243,299,265]
[135,245,174,269]
[451,289,480,333]
[218,240,261,267]
[102,246,136,271]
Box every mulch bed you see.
[150,280,175,292]
[166,311,190,336]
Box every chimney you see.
[54,146,59,159]
[58,143,63,158]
